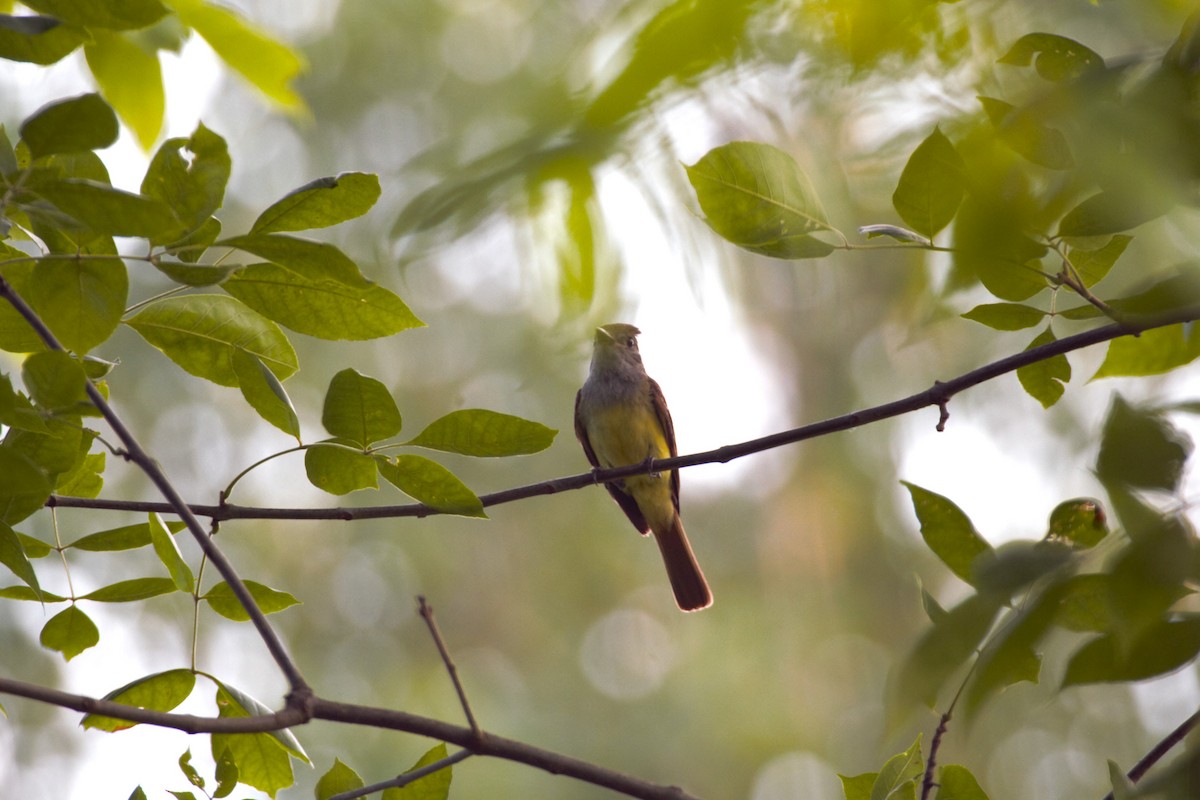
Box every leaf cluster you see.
[0,78,553,799]
[685,27,1200,409]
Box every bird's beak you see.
[595,326,616,344]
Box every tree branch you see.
[311,698,702,800]
[329,749,472,800]
[46,306,1200,524]
[1102,707,1200,800]
[0,674,699,800]
[0,277,311,697]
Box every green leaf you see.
[154,260,238,287]
[26,256,128,354]
[128,788,149,800]
[1046,498,1107,548]
[4,415,84,481]
[1017,326,1071,408]
[919,580,947,625]
[214,746,239,798]
[961,302,1045,331]
[964,580,1065,713]
[1108,761,1135,800]
[82,668,195,732]
[377,455,485,517]
[0,446,53,525]
[1093,323,1200,379]
[1067,235,1131,287]
[0,521,41,598]
[892,127,965,238]
[0,14,86,65]
[1095,396,1192,492]
[82,577,179,602]
[30,178,177,238]
[251,173,381,234]
[167,217,224,265]
[84,30,164,150]
[211,683,298,798]
[232,349,300,439]
[222,262,423,341]
[901,482,993,585]
[0,258,46,353]
[69,520,185,551]
[1063,618,1200,686]
[936,765,990,800]
[685,141,835,259]
[17,532,52,559]
[840,772,877,800]
[204,580,300,622]
[168,0,306,109]
[892,593,1002,710]
[0,584,65,601]
[126,294,298,387]
[149,511,194,592]
[952,194,1048,301]
[316,759,364,800]
[141,123,230,242]
[21,0,169,30]
[22,350,87,410]
[56,446,103,499]
[871,737,923,800]
[216,233,371,288]
[179,748,204,789]
[979,96,1073,170]
[971,540,1074,598]
[0,372,46,434]
[304,442,378,495]
[1055,574,1115,633]
[1058,190,1173,237]
[19,93,118,159]
[321,369,402,446]
[998,33,1104,82]
[40,604,99,661]
[0,124,17,176]
[382,743,453,800]
[407,409,556,457]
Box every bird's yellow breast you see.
[584,402,671,469]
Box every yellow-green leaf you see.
[203,579,300,622]
[40,604,99,661]
[126,294,298,387]
[166,0,306,110]
[407,409,556,457]
[377,455,485,517]
[85,31,164,150]
[83,668,196,732]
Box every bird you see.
[574,323,712,611]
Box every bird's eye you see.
[625,338,636,348]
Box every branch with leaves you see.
[5,4,1200,800]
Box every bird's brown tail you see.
[652,515,712,611]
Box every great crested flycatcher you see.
[574,323,712,611]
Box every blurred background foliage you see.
[4,0,1200,798]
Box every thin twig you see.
[1101,707,1200,800]
[329,749,472,800]
[921,709,952,800]
[45,304,1200,525]
[0,277,312,699]
[418,596,481,736]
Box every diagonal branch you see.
[46,305,1200,524]
[0,277,311,698]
